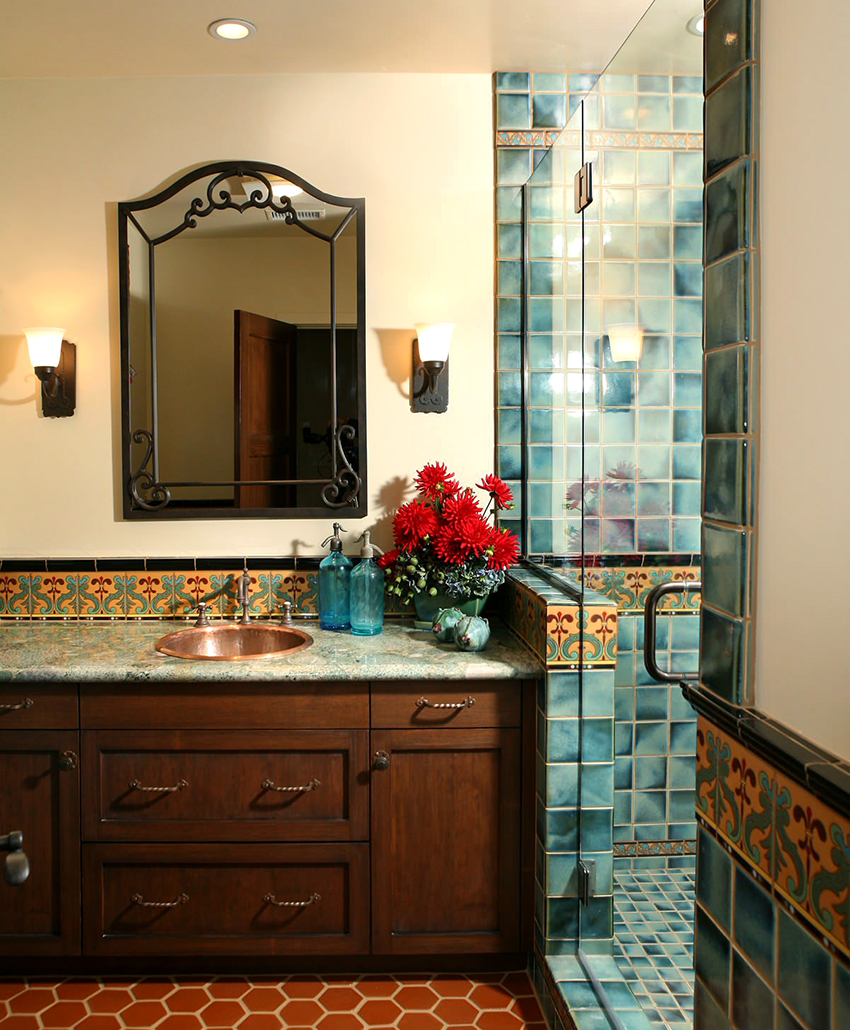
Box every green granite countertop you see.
[0,618,541,683]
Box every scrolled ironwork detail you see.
[130,429,171,511]
[321,423,361,508]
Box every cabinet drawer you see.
[82,730,368,842]
[83,842,369,955]
[371,681,520,728]
[0,684,78,729]
[80,682,368,730]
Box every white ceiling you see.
[1,0,701,78]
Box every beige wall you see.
[757,4,850,760]
[0,73,494,556]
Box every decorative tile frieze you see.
[582,566,702,613]
[696,717,850,958]
[613,840,697,858]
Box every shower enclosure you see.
[496,1,703,1026]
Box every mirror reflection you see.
[120,163,366,518]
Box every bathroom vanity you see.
[0,620,540,968]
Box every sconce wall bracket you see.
[411,346,449,414]
[38,340,76,418]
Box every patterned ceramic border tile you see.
[497,129,703,149]
[613,840,697,858]
[581,567,702,614]
[696,717,850,959]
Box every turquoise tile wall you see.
[699,0,760,706]
[494,72,704,557]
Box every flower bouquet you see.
[379,463,521,626]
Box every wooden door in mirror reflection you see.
[234,310,298,508]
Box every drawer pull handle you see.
[261,777,320,793]
[131,892,189,908]
[416,695,476,710]
[0,698,33,712]
[263,891,321,907]
[129,778,188,793]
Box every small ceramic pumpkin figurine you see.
[432,607,465,643]
[454,615,491,652]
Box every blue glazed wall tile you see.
[694,980,731,1030]
[700,607,745,704]
[704,439,748,525]
[705,345,748,435]
[696,906,731,1010]
[705,253,749,350]
[495,72,530,92]
[497,92,531,129]
[534,93,567,128]
[732,951,774,1030]
[705,162,750,264]
[777,910,832,1030]
[705,0,751,92]
[705,67,752,178]
[733,864,775,981]
[696,827,732,930]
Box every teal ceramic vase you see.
[454,615,491,652]
[431,607,465,643]
[412,591,487,630]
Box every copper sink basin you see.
[155,624,313,661]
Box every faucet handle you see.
[279,601,294,627]
[194,602,210,628]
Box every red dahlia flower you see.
[477,474,514,510]
[442,488,483,524]
[393,500,440,549]
[487,527,521,570]
[414,462,459,500]
[377,547,399,570]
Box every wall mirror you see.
[118,161,366,519]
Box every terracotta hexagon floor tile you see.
[357,998,403,1024]
[475,1011,523,1030]
[157,1015,204,1030]
[397,1013,441,1030]
[393,987,439,1011]
[39,1000,89,1026]
[509,996,543,1022]
[56,980,102,1002]
[236,1015,284,1030]
[201,999,249,1027]
[435,998,479,1024]
[499,974,533,997]
[131,978,177,1000]
[242,987,285,1012]
[356,978,399,998]
[316,1014,364,1030]
[282,977,324,999]
[319,987,364,1012]
[469,986,514,1011]
[279,999,325,1024]
[75,1016,122,1030]
[207,979,251,1000]
[87,988,134,1014]
[166,988,212,1013]
[0,984,27,1003]
[120,1000,170,1026]
[0,1017,41,1030]
[9,988,56,1013]
[430,976,473,999]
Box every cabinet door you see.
[0,731,81,955]
[371,728,520,954]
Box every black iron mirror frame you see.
[118,160,367,520]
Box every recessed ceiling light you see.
[208,18,257,40]
[686,14,705,35]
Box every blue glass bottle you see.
[319,522,351,631]
[350,531,385,636]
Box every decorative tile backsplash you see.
[494,70,704,557]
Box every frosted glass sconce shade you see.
[608,324,644,363]
[23,326,76,417]
[23,327,64,369]
[412,322,455,413]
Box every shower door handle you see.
[643,582,701,684]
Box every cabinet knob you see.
[58,750,78,771]
[373,749,390,771]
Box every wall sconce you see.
[607,324,644,364]
[23,327,76,417]
[411,322,454,413]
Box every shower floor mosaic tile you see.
[614,869,695,1030]
[0,972,544,1030]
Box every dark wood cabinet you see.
[370,727,521,954]
[0,730,81,955]
[4,677,534,965]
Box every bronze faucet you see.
[237,563,252,624]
